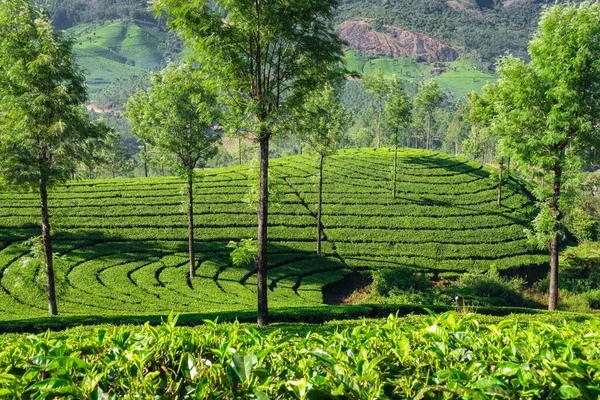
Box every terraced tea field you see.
[0,149,547,320]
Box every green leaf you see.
[473,377,512,397]
[559,385,582,399]
[181,353,198,380]
[496,362,521,376]
[45,356,90,370]
[0,374,16,384]
[231,353,257,383]
[253,389,269,400]
[29,378,70,390]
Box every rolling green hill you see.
[69,20,168,99]
[0,149,546,321]
[55,0,577,105]
[345,51,497,101]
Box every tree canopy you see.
[0,0,108,315]
[491,2,600,310]
[153,0,345,326]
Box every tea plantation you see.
[0,148,547,321]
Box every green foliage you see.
[69,20,169,100]
[125,62,220,177]
[1,312,600,398]
[337,0,559,61]
[0,149,544,320]
[414,79,444,116]
[14,238,68,300]
[154,0,345,138]
[450,267,526,307]
[492,1,600,240]
[382,76,412,146]
[227,239,258,268]
[294,84,351,157]
[373,268,431,297]
[242,161,286,211]
[0,0,109,190]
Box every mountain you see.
[43,0,573,106]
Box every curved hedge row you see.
[0,148,546,320]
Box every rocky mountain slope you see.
[339,19,459,62]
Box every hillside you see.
[0,149,547,321]
[69,20,168,99]
[337,0,565,61]
[53,0,571,105]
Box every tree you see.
[445,102,469,155]
[0,0,108,315]
[154,0,345,326]
[466,87,505,206]
[125,62,220,279]
[102,132,135,179]
[382,77,412,200]
[492,3,600,310]
[363,69,390,148]
[414,80,444,150]
[294,84,350,256]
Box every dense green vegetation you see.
[69,20,169,99]
[345,51,497,101]
[1,311,599,398]
[338,0,570,61]
[0,149,546,321]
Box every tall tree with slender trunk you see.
[294,84,350,256]
[382,77,412,200]
[125,62,220,279]
[414,80,444,150]
[491,3,600,310]
[363,69,390,148]
[497,158,504,207]
[0,0,108,316]
[154,0,345,326]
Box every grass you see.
[346,50,498,101]
[0,148,546,323]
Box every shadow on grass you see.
[0,228,353,329]
[2,303,596,335]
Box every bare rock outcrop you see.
[339,19,459,62]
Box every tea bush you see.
[0,149,545,321]
[1,312,599,399]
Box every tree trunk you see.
[472,131,477,161]
[238,134,243,165]
[548,168,562,311]
[317,153,324,257]
[40,171,58,316]
[455,139,458,155]
[392,144,398,200]
[497,162,503,207]
[257,136,270,326]
[377,107,382,148]
[143,143,148,178]
[426,114,431,150]
[187,173,195,279]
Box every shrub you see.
[368,268,451,305]
[450,267,526,307]
[372,268,431,296]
